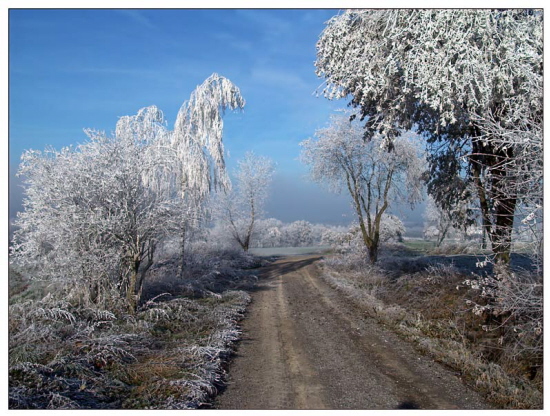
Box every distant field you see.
[249,246,332,257]
[402,239,436,253]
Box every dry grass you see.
[8,248,254,409]
[319,251,543,409]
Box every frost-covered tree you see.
[282,220,314,247]
[315,9,543,265]
[320,226,348,247]
[379,214,405,243]
[170,74,245,277]
[12,119,176,311]
[328,215,404,255]
[215,152,275,252]
[300,113,424,263]
[474,110,543,265]
[310,223,331,246]
[11,74,245,312]
[254,218,284,248]
[423,195,456,247]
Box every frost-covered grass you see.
[8,247,258,409]
[402,239,491,256]
[319,249,543,409]
[249,245,332,257]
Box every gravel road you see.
[214,255,491,410]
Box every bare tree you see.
[215,152,275,252]
[300,113,424,264]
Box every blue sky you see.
[10,9,340,163]
[8,8,424,230]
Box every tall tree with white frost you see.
[315,9,542,266]
[216,152,275,252]
[170,74,245,277]
[300,113,424,264]
[11,74,244,312]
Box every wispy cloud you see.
[211,31,254,53]
[251,66,309,91]
[234,9,291,34]
[117,10,157,29]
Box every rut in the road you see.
[214,255,490,410]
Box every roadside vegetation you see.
[9,243,262,409]
[319,240,542,409]
[8,74,258,409]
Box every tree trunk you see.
[472,162,494,251]
[179,226,187,280]
[136,243,155,307]
[126,257,140,313]
[471,127,516,267]
[242,211,255,252]
[490,148,517,266]
[436,226,449,247]
[368,243,378,264]
[491,194,517,265]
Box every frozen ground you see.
[214,255,490,410]
[249,246,332,257]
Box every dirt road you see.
[214,255,490,410]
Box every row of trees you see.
[314,9,543,267]
[211,215,404,250]
[213,142,409,256]
[211,218,323,249]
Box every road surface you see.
[214,254,490,410]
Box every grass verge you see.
[318,252,542,409]
[8,248,261,409]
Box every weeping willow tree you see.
[172,74,245,276]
